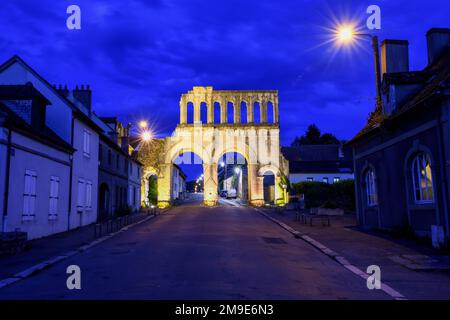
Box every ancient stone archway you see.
[140,86,288,207]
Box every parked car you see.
[219,190,228,198]
[226,189,237,199]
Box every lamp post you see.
[336,26,382,109]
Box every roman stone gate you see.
[146,86,288,208]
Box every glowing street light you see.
[141,130,152,142]
[139,120,148,129]
[332,22,382,109]
[234,167,241,174]
[219,161,225,168]
[336,25,355,44]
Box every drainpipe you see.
[1,127,12,233]
[437,101,450,240]
[67,116,75,231]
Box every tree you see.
[319,133,340,144]
[291,124,339,146]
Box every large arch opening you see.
[263,171,275,204]
[267,101,274,124]
[240,101,248,124]
[187,102,194,124]
[214,102,221,124]
[145,174,158,206]
[254,102,261,124]
[227,102,234,124]
[173,152,204,204]
[200,102,207,124]
[217,152,248,203]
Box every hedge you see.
[291,180,355,211]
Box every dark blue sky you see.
[0,0,448,147]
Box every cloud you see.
[0,0,448,146]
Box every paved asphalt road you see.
[0,201,388,299]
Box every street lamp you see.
[139,120,148,129]
[141,130,152,142]
[334,24,382,109]
[234,167,241,174]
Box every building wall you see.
[289,173,354,184]
[128,160,141,212]
[4,130,71,239]
[353,103,449,239]
[98,139,129,220]
[70,118,99,228]
[0,127,9,230]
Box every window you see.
[108,149,112,165]
[130,162,133,175]
[411,152,434,203]
[49,176,59,220]
[365,169,378,206]
[307,177,313,182]
[77,179,85,210]
[333,177,340,183]
[322,177,329,184]
[116,154,120,169]
[86,181,92,209]
[83,129,91,157]
[23,170,37,220]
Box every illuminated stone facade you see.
[141,86,288,207]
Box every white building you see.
[172,164,186,200]
[0,56,102,231]
[282,145,354,184]
[0,85,73,239]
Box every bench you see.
[296,213,331,227]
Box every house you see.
[172,164,186,200]
[0,56,102,230]
[348,28,450,246]
[94,117,142,220]
[282,144,354,184]
[0,84,74,239]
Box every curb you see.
[255,208,406,300]
[0,212,163,290]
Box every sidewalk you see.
[0,212,151,280]
[260,208,450,300]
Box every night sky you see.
[1,0,448,179]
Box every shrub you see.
[292,180,355,211]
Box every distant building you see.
[172,164,186,200]
[348,28,450,246]
[94,117,142,220]
[0,56,102,232]
[282,144,354,184]
[0,85,73,239]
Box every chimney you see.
[120,123,131,153]
[426,28,450,65]
[72,84,92,110]
[381,40,409,75]
[55,84,69,97]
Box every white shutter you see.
[23,170,37,220]
[49,176,59,219]
[77,179,85,209]
[85,181,92,209]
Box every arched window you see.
[411,152,434,203]
[365,168,378,206]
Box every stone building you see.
[348,28,450,247]
[138,86,289,207]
